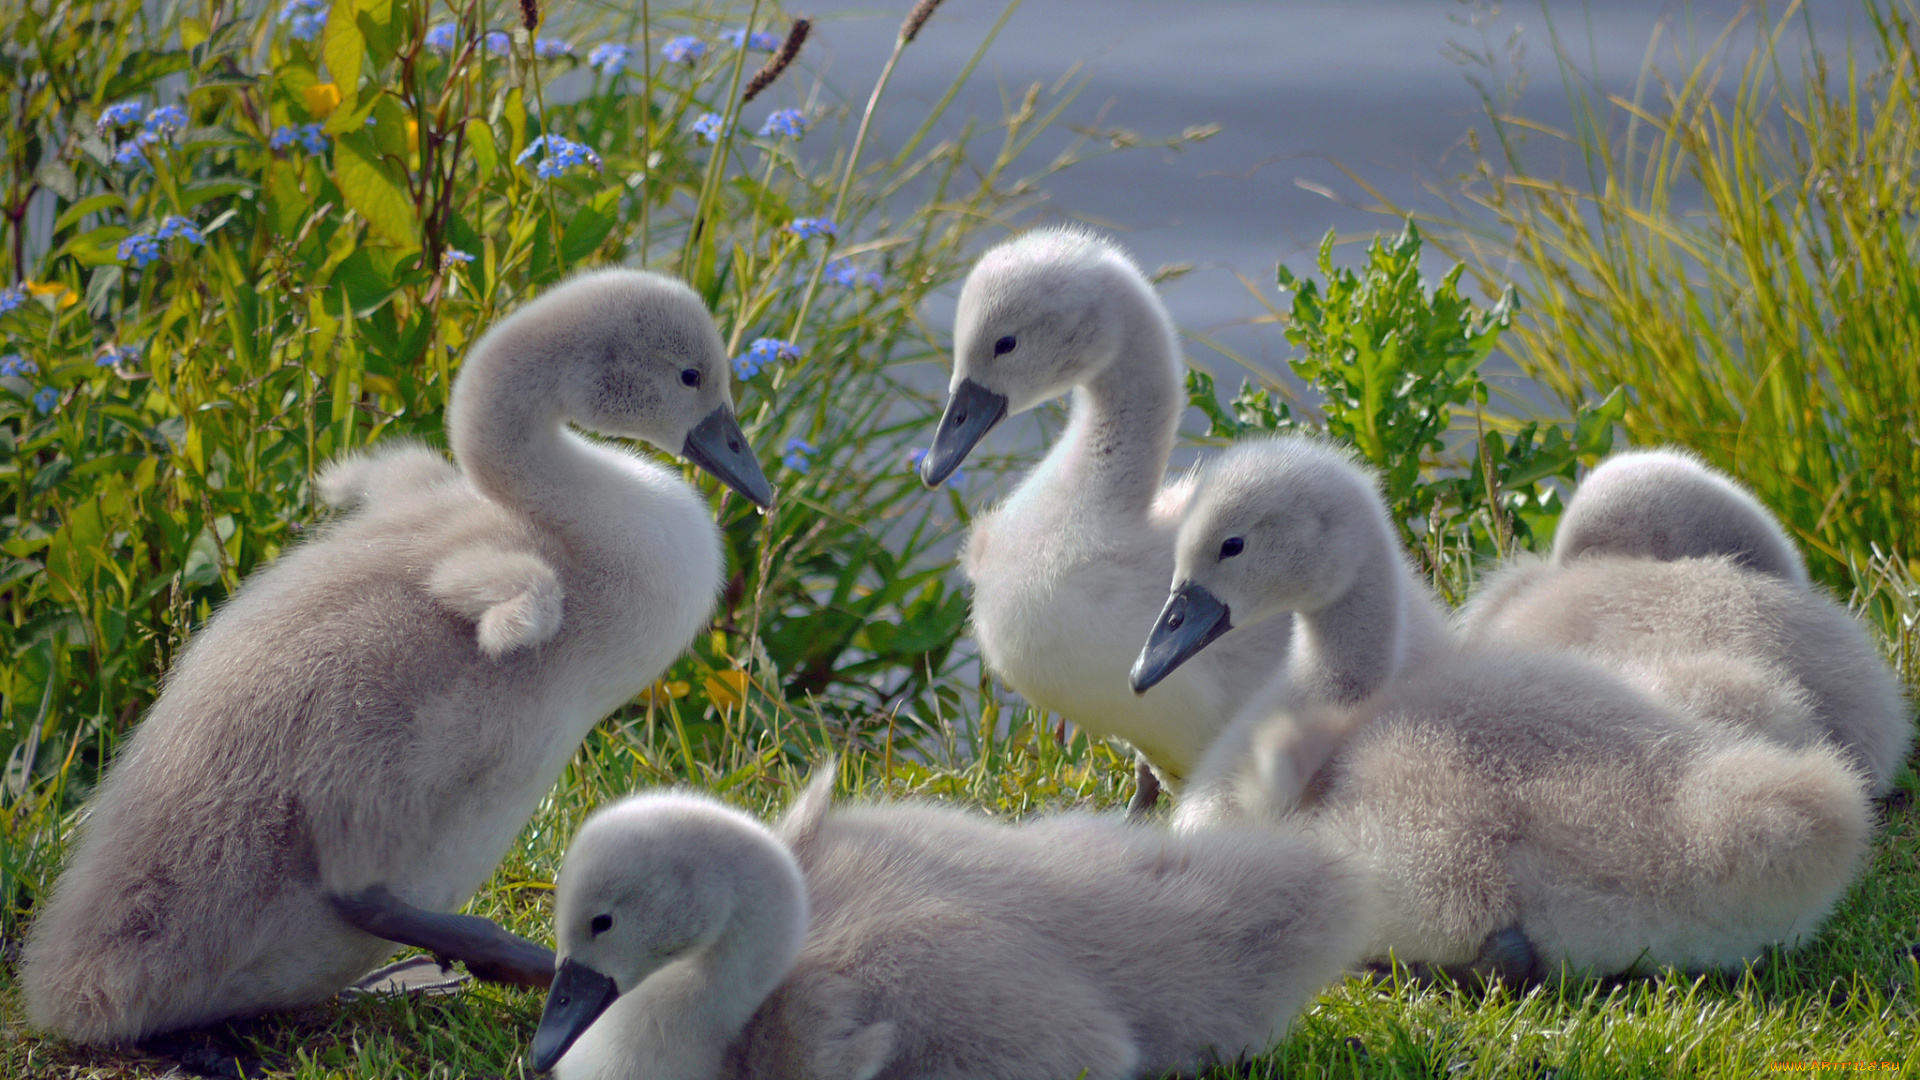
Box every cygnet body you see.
[22,270,773,1045]
[917,228,1292,786]
[532,772,1370,1080]
[1460,448,1912,794]
[1136,437,1869,977]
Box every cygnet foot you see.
[1126,760,1162,820]
[329,885,555,988]
[340,954,472,999]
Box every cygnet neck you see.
[1287,531,1414,706]
[1040,276,1183,518]
[448,324,595,532]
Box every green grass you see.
[3,703,1916,1078]
[6,0,1920,1074]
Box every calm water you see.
[793,0,1860,378]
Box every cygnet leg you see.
[1126,760,1162,819]
[330,885,555,988]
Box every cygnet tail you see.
[316,442,456,512]
[775,759,839,860]
[1671,739,1869,968]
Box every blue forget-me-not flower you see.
[270,123,330,154]
[825,259,882,290]
[535,38,572,58]
[484,30,511,55]
[278,0,328,41]
[517,134,603,178]
[724,28,779,50]
[0,353,35,376]
[97,100,143,132]
[691,113,729,143]
[662,36,708,64]
[787,217,836,240]
[33,386,59,414]
[782,438,816,474]
[733,338,798,380]
[425,23,458,52]
[588,42,629,75]
[759,109,806,139]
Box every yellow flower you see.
[407,118,419,154]
[640,679,690,705]
[25,281,77,308]
[304,83,342,119]
[704,669,751,710]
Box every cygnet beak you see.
[1130,582,1234,694]
[529,957,621,1072]
[919,378,1008,487]
[684,407,774,508]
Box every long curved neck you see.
[448,328,593,530]
[1289,536,1419,707]
[1032,282,1183,518]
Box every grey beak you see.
[919,378,1009,487]
[1130,583,1234,694]
[529,958,621,1072]
[683,406,774,508]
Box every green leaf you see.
[54,192,124,234]
[334,132,418,250]
[560,201,618,266]
[465,118,498,180]
[321,0,364,101]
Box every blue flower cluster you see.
[107,104,190,169]
[733,338,798,380]
[535,38,572,58]
[516,134,603,179]
[442,248,476,268]
[97,100,143,132]
[725,28,780,50]
[0,353,36,376]
[146,105,187,133]
[662,36,708,64]
[588,43,630,75]
[908,448,963,486]
[0,287,24,316]
[825,259,882,290]
[33,386,58,414]
[425,23,458,52]
[759,109,806,139]
[270,123,330,154]
[787,217,837,240]
[782,438,817,474]
[278,0,328,42]
[485,30,511,56]
[117,215,205,268]
[691,112,728,144]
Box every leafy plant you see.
[1188,222,1623,591]
[0,0,1212,935]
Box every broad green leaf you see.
[334,131,418,249]
[465,118,497,180]
[321,0,363,104]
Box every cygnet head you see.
[452,268,772,506]
[531,793,807,1073]
[1553,448,1806,586]
[919,228,1150,486]
[1131,438,1389,692]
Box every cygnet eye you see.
[590,913,613,936]
[1219,536,1245,560]
[680,368,701,388]
[992,335,1017,356]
